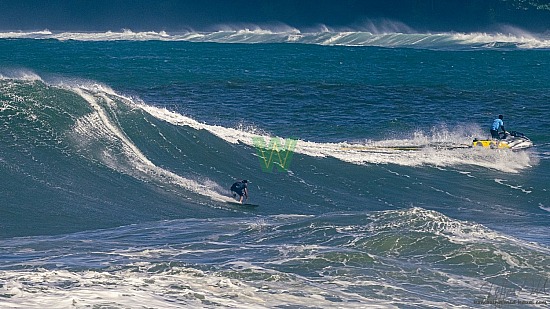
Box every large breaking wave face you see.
[0,72,540,237]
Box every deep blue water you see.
[0,31,549,308]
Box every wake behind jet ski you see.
[472,131,533,151]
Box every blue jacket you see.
[491,118,504,131]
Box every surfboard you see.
[226,201,260,208]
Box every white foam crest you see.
[0,29,172,41]
[452,31,550,49]
[2,28,549,48]
[212,23,300,35]
[51,29,172,41]
[0,266,393,308]
[367,207,506,245]
[0,29,52,39]
[319,32,355,45]
[370,208,550,256]
[188,25,302,44]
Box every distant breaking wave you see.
[1,27,549,49]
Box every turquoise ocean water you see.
[0,30,549,308]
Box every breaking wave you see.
[2,25,550,49]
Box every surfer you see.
[230,180,249,204]
[490,115,506,139]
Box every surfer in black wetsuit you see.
[230,180,249,204]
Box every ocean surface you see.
[1,30,549,308]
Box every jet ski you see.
[472,131,533,151]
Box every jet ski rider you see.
[490,115,506,139]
